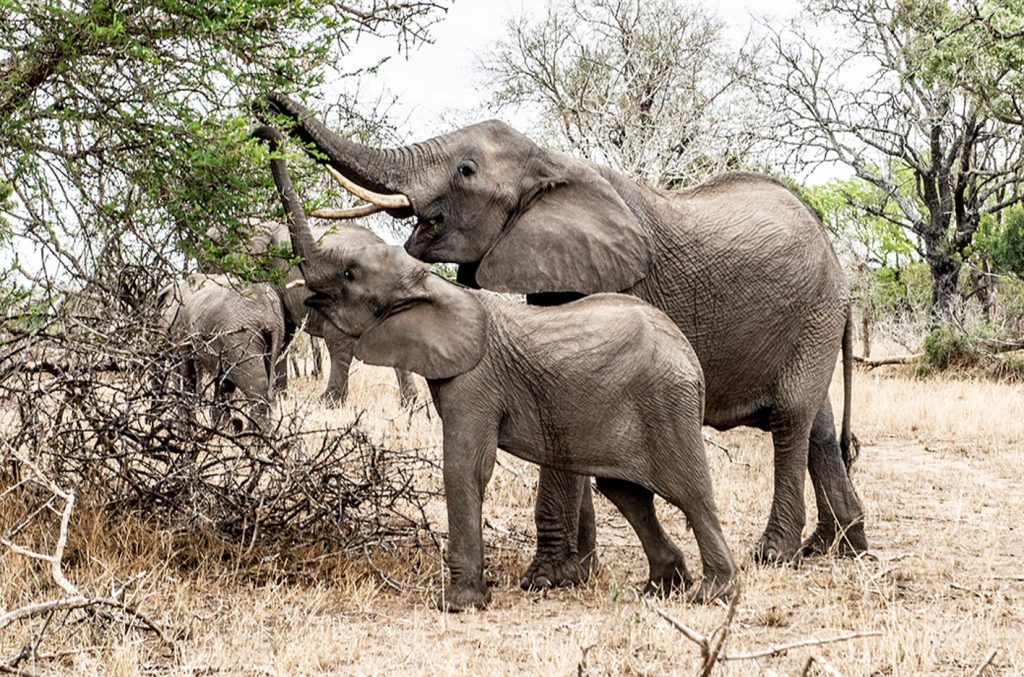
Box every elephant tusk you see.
[285,279,307,289]
[324,165,411,209]
[310,204,385,219]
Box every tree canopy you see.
[0,0,446,305]
[480,0,760,188]
[757,0,1024,319]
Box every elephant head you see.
[252,124,487,380]
[259,94,651,295]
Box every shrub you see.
[921,326,981,370]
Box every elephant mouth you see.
[407,214,445,254]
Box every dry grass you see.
[3,359,1024,675]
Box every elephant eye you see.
[343,268,354,281]
[457,163,475,178]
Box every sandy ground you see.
[3,359,1024,675]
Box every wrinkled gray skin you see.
[206,219,418,407]
[257,128,737,609]
[261,95,867,581]
[157,273,284,428]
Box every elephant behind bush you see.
[157,273,284,429]
[206,218,418,407]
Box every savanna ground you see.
[3,351,1023,675]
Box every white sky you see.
[339,0,809,141]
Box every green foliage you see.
[922,325,981,370]
[978,207,1024,277]
[899,0,1024,121]
[803,177,916,268]
[0,0,444,292]
[869,262,932,318]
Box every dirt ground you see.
[3,360,1023,675]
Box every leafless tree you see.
[479,0,762,188]
[757,0,1024,321]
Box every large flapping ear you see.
[476,151,651,294]
[354,272,488,380]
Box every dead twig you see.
[972,647,1001,676]
[702,432,748,466]
[640,582,742,675]
[801,654,842,677]
[643,584,881,671]
[722,631,883,660]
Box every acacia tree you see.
[0,0,446,310]
[479,0,760,188]
[759,0,1024,321]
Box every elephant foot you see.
[802,519,868,558]
[436,579,490,612]
[752,530,803,566]
[519,550,598,590]
[643,564,692,598]
[685,575,735,605]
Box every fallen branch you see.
[722,630,883,660]
[853,354,922,368]
[0,596,167,643]
[0,450,170,649]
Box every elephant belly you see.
[630,238,844,426]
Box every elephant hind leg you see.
[804,399,867,557]
[595,477,691,596]
[520,468,597,590]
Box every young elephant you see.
[309,244,736,609]
[258,125,736,609]
[157,273,284,429]
[205,219,419,407]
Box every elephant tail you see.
[839,305,859,468]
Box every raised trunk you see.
[251,125,319,263]
[264,94,407,196]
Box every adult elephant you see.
[207,219,419,407]
[260,94,867,583]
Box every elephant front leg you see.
[438,423,497,612]
[520,468,598,590]
[395,368,419,407]
[754,413,813,564]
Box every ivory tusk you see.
[324,165,411,209]
[310,204,385,219]
[285,279,307,289]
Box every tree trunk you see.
[970,256,996,321]
[861,309,871,358]
[929,258,961,324]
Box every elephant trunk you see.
[251,125,320,265]
[263,93,413,200]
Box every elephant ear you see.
[156,283,175,309]
[354,273,488,379]
[476,152,651,294]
